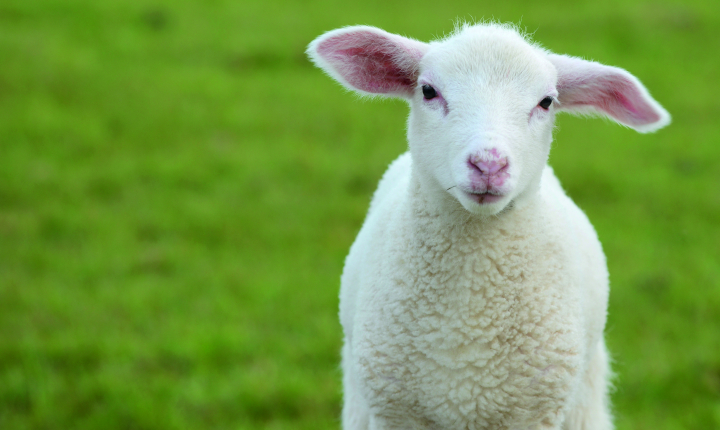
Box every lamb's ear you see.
[307,26,428,99]
[549,54,671,133]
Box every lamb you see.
[307,22,670,430]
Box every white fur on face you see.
[407,25,559,217]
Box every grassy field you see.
[0,0,718,429]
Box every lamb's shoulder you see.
[539,165,610,347]
[339,153,412,338]
[347,166,604,428]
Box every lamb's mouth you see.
[465,191,504,204]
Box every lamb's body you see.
[307,22,669,430]
[341,155,609,429]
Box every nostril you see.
[468,156,509,176]
[467,159,486,174]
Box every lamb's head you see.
[307,23,670,217]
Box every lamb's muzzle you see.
[468,150,509,190]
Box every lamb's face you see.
[408,28,558,216]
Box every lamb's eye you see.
[538,97,553,110]
[422,85,437,100]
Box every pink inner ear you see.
[552,55,665,128]
[316,30,422,96]
[559,73,661,126]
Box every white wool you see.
[308,22,669,430]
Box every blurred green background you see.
[0,0,718,429]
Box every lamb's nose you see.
[468,154,508,177]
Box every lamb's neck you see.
[401,168,549,297]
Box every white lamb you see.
[307,22,670,430]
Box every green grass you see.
[0,0,718,429]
